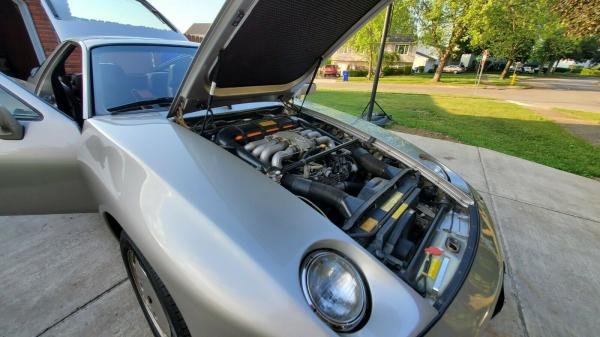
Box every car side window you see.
[38,45,83,124]
[0,86,42,121]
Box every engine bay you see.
[191,107,471,300]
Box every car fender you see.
[78,113,437,337]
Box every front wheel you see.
[120,232,191,337]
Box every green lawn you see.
[555,108,600,124]
[340,73,532,86]
[309,89,600,178]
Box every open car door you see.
[0,73,95,215]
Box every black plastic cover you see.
[214,0,381,88]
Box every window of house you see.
[396,44,410,55]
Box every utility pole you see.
[362,3,393,125]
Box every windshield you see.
[91,45,196,115]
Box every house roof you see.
[387,35,415,43]
[185,23,212,36]
[415,51,436,60]
[414,45,439,60]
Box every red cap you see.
[425,246,444,256]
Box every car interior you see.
[40,45,84,126]
[92,52,191,113]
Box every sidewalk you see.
[1,133,600,337]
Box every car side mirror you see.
[0,107,24,140]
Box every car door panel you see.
[0,74,95,215]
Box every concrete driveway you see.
[2,133,600,337]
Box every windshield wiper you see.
[108,97,174,114]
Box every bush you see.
[581,68,600,76]
[569,65,583,74]
[348,69,368,77]
[417,66,425,73]
[382,65,413,76]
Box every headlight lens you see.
[301,250,368,332]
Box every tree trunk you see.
[433,49,451,82]
[500,60,513,80]
[550,60,559,73]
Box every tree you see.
[568,35,600,64]
[551,0,600,37]
[345,0,415,79]
[532,32,577,73]
[470,0,536,79]
[407,0,484,82]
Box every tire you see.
[120,232,191,337]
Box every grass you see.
[340,73,532,86]
[554,108,600,124]
[308,89,600,178]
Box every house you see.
[330,35,439,73]
[412,46,439,73]
[185,23,212,43]
[0,0,183,80]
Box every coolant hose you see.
[282,175,361,219]
[351,147,400,179]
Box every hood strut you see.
[199,52,222,135]
[296,57,323,114]
[178,51,225,131]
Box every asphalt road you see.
[315,77,600,113]
[2,132,600,337]
[520,76,600,91]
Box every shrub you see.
[581,68,600,76]
[348,69,368,77]
[569,65,583,74]
[382,65,413,76]
[417,66,425,73]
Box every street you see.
[315,77,600,113]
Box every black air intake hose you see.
[351,147,400,179]
[215,126,243,149]
[282,175,362,219]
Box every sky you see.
[147,0,225,32]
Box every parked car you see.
[442,64,465,74]
[522,64,538,74]
[509,63,524,73]
[0,1,504,337]
[320,64,340,78]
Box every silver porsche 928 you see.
[0,0,504,336]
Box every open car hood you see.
[168,0,389,118]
